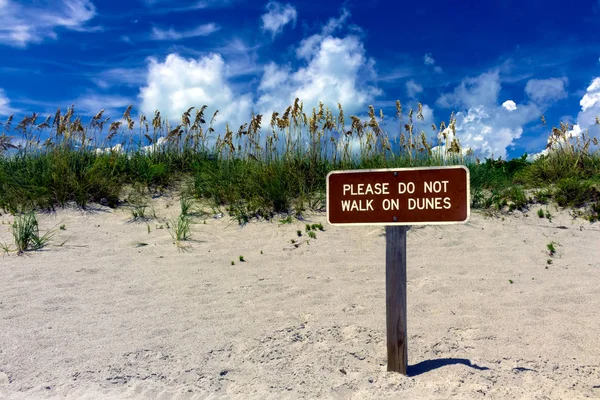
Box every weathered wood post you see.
[385,225,408,374]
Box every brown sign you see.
[326,166,470,226]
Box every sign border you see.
[326,165,471,226]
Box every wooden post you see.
[385,225,408,374]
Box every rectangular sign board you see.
[326,166,470,226]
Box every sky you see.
[1,0,600,159]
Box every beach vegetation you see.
[11,211,53,253]
[547,241,557,256]
[0,103,597,224]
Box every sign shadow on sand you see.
[407,358,490,377]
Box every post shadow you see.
[407,358,490,377]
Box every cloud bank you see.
[139,9,381,130]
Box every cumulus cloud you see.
[0,0,96,47]
[138,9,380,134]
[525,77,568,104]
[448,103,539,159]
[256,10,380,116]
[138,53,253,130]
[261,1,297,38]
[436,71,540,159]
[151,23,220,40]
[567,77,600,137]
[0,89,17,115]
[502,100,517,111]
[406,80,423,98]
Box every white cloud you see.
[447,104,539,159]
[566,77,600,139]
[151,23,220,40]
[436,71,540,159]
[0,89,17,116]
[138,53,253,130]
[74,93,134,116]
[261,1,297,38]
[424,53,443,73]
[437,71,501,109]
[93,67,148,88]
[257,35,380,117]
[502,100,517,111]
[525,77,568,104]
[296,8,350,60]
[406,80,423,98]
[142,0,232,12]
[133,8,379,138]
[0,0,96,47]
[257,10,380,117]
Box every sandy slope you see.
[0,195,599,399]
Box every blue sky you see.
[1,0,600,159]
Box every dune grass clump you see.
[169,213,191,244]
[11,211,53,253]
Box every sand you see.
[1,195,599,399]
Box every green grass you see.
[11,211,53,253]
[0,102,598,224]
[547,241,558,256]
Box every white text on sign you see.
[341,180,453,212]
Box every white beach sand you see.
[1,195,599,399]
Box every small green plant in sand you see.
[169,214,190,243]
[545,210,552,222]
[296,230,302,237]
[537,208,545,218]
[60,224,66,230]
[509,279,514,284]
[128,194,151,221]
[307,231,317,239]
[279,215,293,225]
[1,241,12,254]
[586,202,600,222]
[11,211,53,253]
[533,189,551,204]
[180,196,192,217]
[311,223,324,231]
[231,260,235,265]
[546,241,558,256]
[239,255,245,262]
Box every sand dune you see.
[1,195,599,399]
